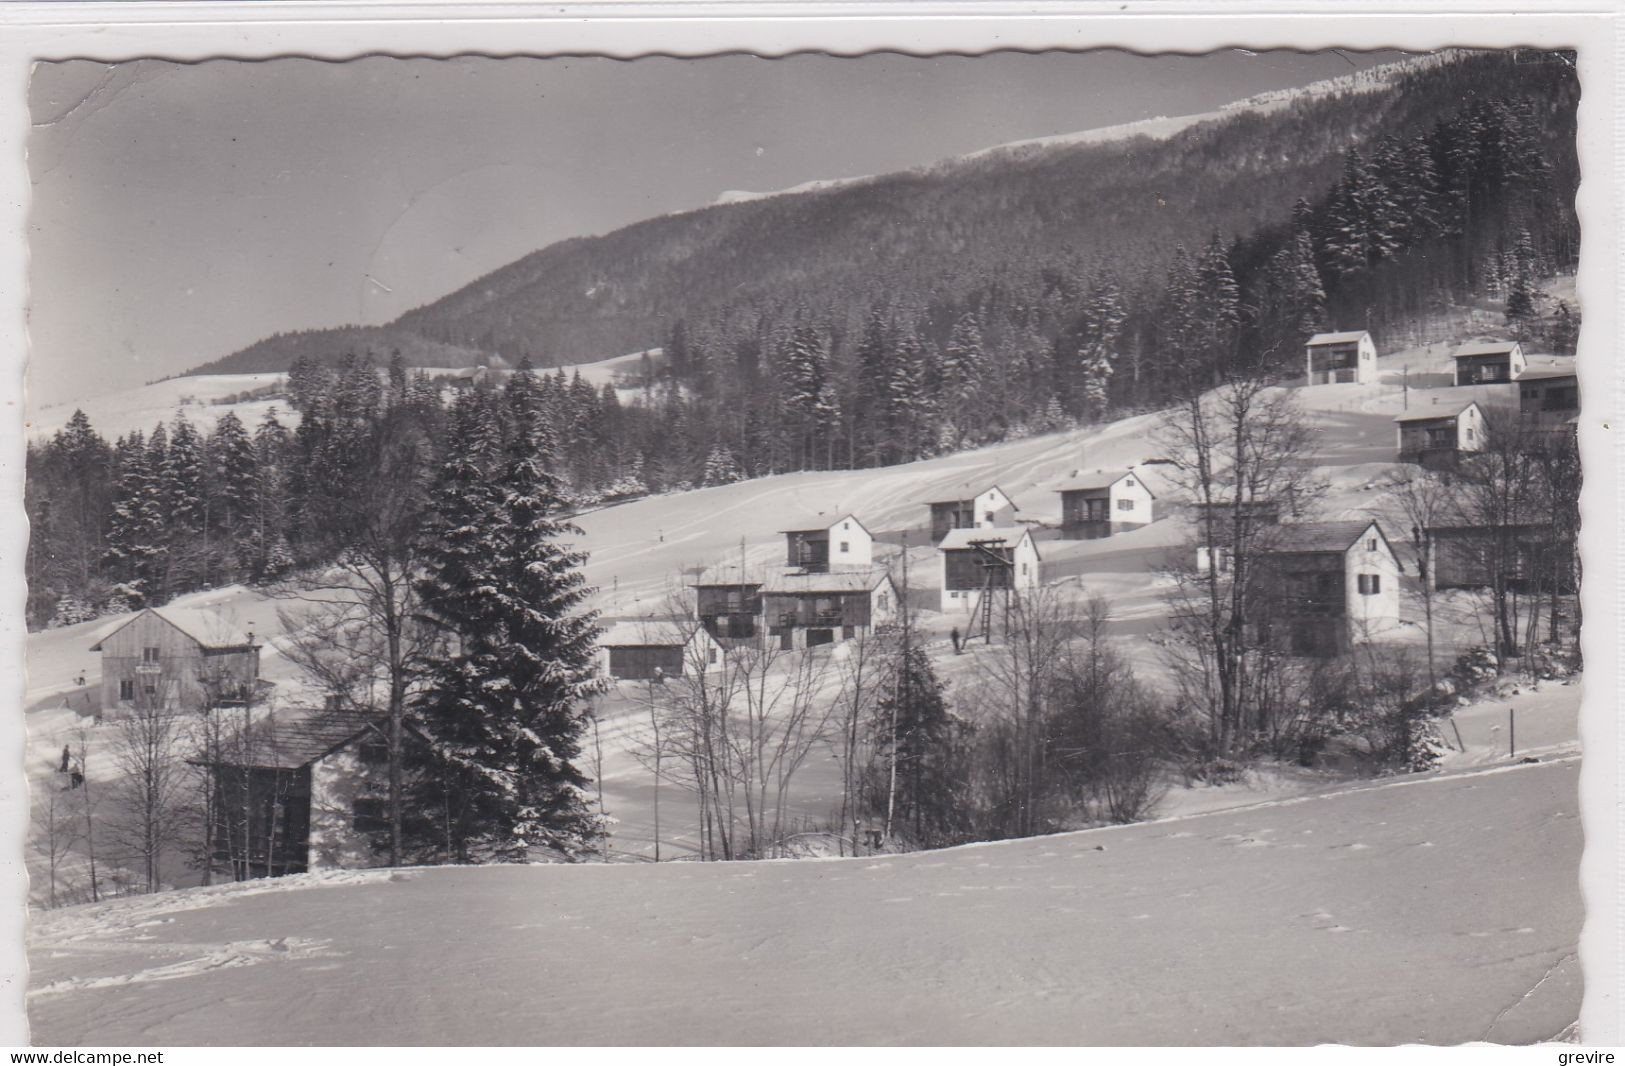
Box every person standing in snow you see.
[59,745,70,774]
[950,627,962,654]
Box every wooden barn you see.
[598,621,722,681]
[1252,520,1403,656]
[1394,401,1487,466]
[91,606,268,717]
[1304,330,1377,385]
[1452,340,1526,386]
[1057,470,1155,540]
[1517,367,1580,432]
[780,512,873,573]
[938,526,1041,613]
[759,568,898,650]
[692,563,765,644]
[925,484,1019,543]
[196,711,422,880]
[1424,523,1576,594]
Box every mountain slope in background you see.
[183,49,1574,377]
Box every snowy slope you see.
[27,757,1580,1046]
[26,373,293,444]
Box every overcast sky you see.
[26,48,1408,410]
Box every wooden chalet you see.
[1394,401,1487,466]
[692,563,765,644]
[598,620,722,681]
[1252,520,1402,656]
[1517,367,1580,433]
[90,606,269,717]
[759,567,898,650]
[195,711,419,880]
[925,484,1018,543]
[938,526,1040,613]
[1304,330,1377,385]
[779,512,873,573]
[1056,470,1155,540]
[1452,341,1526,386]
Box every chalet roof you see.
[759,568,893,595]
[777,511,868,536]
[1055,469,1154,497]
[938,526,1031,552]
[598,621,697,648]
[691,562,766,588]
[1393,401,1480,424]
[1453,340,1521,358]
[1306,330,1370,346]
[1515,367,1579,383]
[90,605,255,652]
[199,711,386,771]
[1262,520,1384,555]
[924,483,1018,510]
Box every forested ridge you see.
[30,49,1579,629]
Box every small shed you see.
[598,620,723,680]
[1056,470,1155,540]
[938,526,1041,613]
[1394,401,1487,466]
[1452,341,1526,386]
[925,484,1019,543]
[1305,330,1378,385]
[779,512,873,573]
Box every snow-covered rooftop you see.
[1263,519,1383,554]
[759,568,891,595]
[1055,469,1145,494]
[90,605,255,651]
[1394,401,1479,423]
[938,526,1030,551]
[1306,330,1370,346]
[1453,341,1521,358]
[1516,367,1579,382]
[598,620,694,648]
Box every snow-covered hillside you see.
[26,373,292,444]
[27,757,1580,1045]
[712,51,1465,208]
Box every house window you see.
[142,647,160,662]
[352,796,389,834]
[840,541,850,553]
[1465,428,1475,442]
[878,594,890,612]
[708,648,718,664]
[1366,538,1377,551]
[119,679,134,701]
[1117,499,1134,511]
[843,522,850,530]
[1357,574,1382,595]
[1124,477,1134,486]
[949,591,959,600]
[985,511,995,524]
[143,684,158,699]
[359,741,389,766]
[1021,563,1030,576]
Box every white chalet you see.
[1254,520,1403,655]
[938,526,1041,613]
[1452,341,1526,386]
[598,621,723,681]
[1305,330,1378,385]
[925,484,1019,543]
[779,512,873,573]
[1056,470,1155,540]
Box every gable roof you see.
[1055,469,1154,497]
[938,526,1033,552]
[1454,340,1521,358]
[778,511,869,537]
[90,605,255,652]
[598,620,702,648]
[195,710,394,771]
[1394,401,1482,424]
[759,568,894,595]
[1515,367,1579,383]
[1262,519,1387,555]
[691,561,766,588]
[924,483,1018,511]
[1306,330,1370,346]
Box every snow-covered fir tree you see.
[411,424,607,863]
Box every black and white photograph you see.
[8,10,1611,1047]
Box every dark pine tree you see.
[411,425,607,863]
